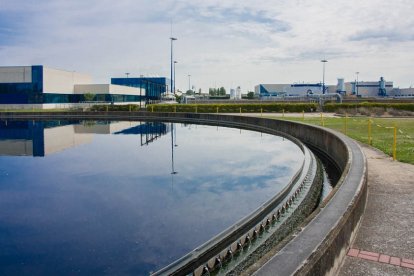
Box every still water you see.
[0,120,304,275]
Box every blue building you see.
[111,77,170,104]
[0,65,148,108]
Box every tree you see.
[83,93,95,102]
[186,90,194,95]
[219,87,226,96]
[247,91,255,99]
[209,88,217,96]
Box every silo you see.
[379,77,386,96]
[236,86,242,100]
[337,78,346,93]
[230,88,236,99]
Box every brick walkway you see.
[338,145,414,275]
[347,248,414,270]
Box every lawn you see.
[275,115,414,165]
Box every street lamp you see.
[173,61,178,95]
[321,60,328,94]
[125,72,130,78]
[170,37,177,95]
[139,74,143,108]
[356,72,359,96]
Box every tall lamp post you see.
[321,59,328,94]
[173,61,178,95]
[355,71,359,96]
[170,37,177,95]
[139,74,143,108]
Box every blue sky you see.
[1,0,413,91]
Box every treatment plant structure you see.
[255,77,414,99]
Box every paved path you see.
[338,145,414,275]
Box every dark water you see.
[0,120,304,275]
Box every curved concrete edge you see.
[0,111,368,275]
[254,131,368,275]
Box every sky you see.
[1,0,413,92]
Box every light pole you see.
[139,74,143,108]
[170,37,177,95]
[321,60,328,94]
[188,74,191,93]
[173,61,178,95]
[356,72,359,96]
[125,72,130,78]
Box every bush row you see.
[324,102,414,112]
[147,103,318,113]
[89,104,141,112]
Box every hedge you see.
[324,102,414,112]
[89,104,141,112]
[146,103,318,113]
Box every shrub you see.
[146,103,318,113]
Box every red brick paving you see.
[378,254,390,264]
[390,256,401,266]
[401,262,414,269]
[347,248,414,271]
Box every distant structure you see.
[229,88,236,100]
[349,77,393,97]
[255,83,323,98]
[336,78,346,94]
[255,77,414,98]
[236,86,242,100]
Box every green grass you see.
[274,116,414,165]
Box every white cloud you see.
[1,0,414,90]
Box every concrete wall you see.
[74,84,144,96]
[0,66,32,83]
[43,67,92,94]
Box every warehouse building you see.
[0,65,152,109]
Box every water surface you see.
[0,120,304,275]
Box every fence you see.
[279,113,414,164]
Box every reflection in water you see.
[0,120,169,156]
[0,120,304,275]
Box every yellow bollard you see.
[151,106,154,112]
[393,126,397,161]
[320,113,324,126]
[174,106,177,113]
[345,113,348,135]
[261,108,263,117]
[195,105,198,113]
[302,110,305,121]
[216,106,219,114]
[239,107,242,115]
[368,119,372,145]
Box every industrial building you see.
[255,83,324,97]
[0,65,172,109]
[111,76,170,104]
[255,77,413,98]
